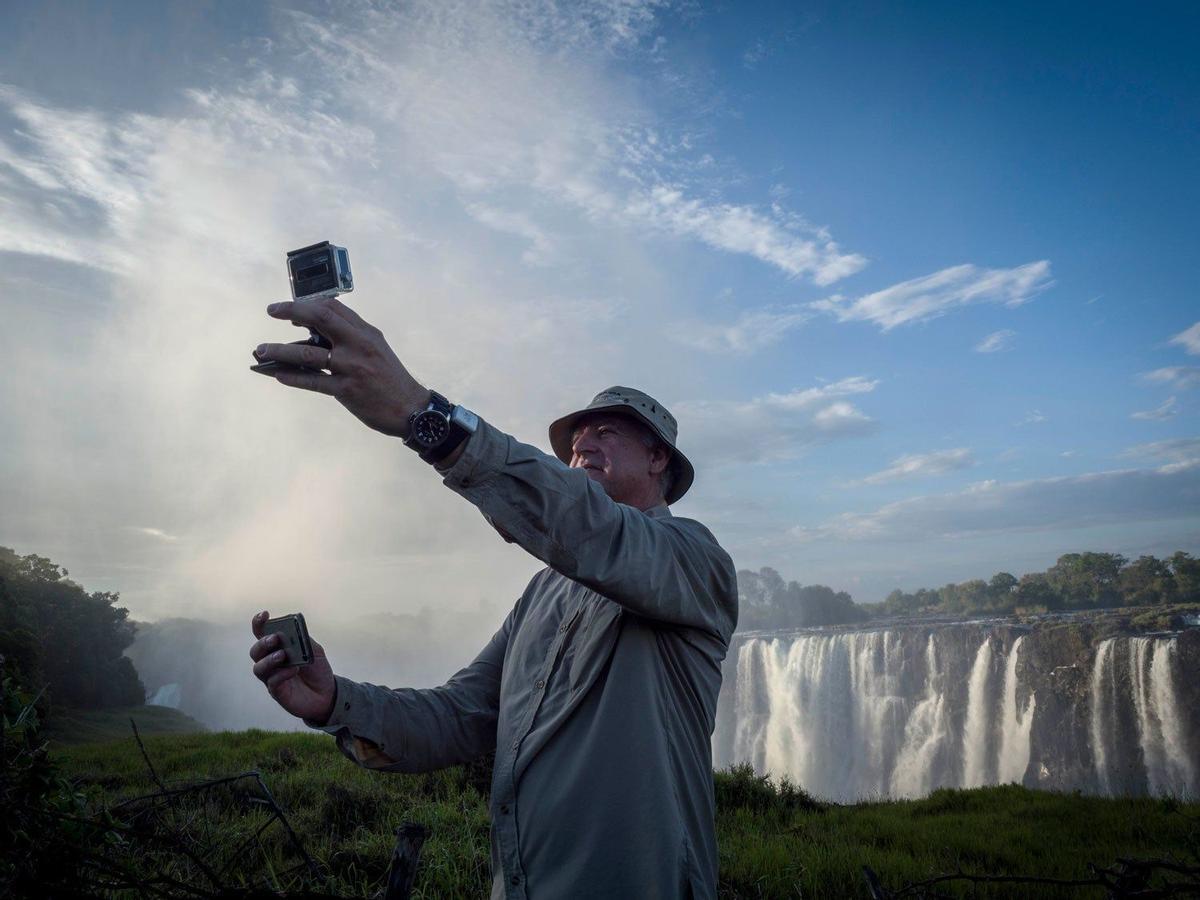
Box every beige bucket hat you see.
[549,386,695,504]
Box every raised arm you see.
[439,420,738,642]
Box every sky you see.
[2,0,1199,663]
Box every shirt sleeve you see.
[439,418,738,641]
[303,604,513,772]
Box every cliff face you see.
[1022,622,1200,794]
[715,609,1199,801]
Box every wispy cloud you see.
[1131,397,1179,421]
[1121,437,1200,464]
[811,261,1052,331]
[129,526,180,543]
[974,329,1016,353]
[677,376,879,466]
[670,305,811,353]
[1169,320,1200,355]
[853,448,975,485]
[623,186,867,284]
[1139,366,1200,391]
[1018,410,1048,426]
[792,459,1200,542]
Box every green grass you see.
[42,704,207,745]
[51,730,1200,899]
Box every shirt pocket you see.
[561,596,623,695]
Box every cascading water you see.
[961,636,994,787]
[719,624,1197,802]
[997,635,1035,784]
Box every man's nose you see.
[572,429,599,458]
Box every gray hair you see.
[636,428,676,501]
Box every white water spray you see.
[997,635,1035,784]
[961,637,994,787]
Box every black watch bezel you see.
[404,391,472,463]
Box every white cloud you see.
[1018,410,1047,425]
[792,459,1200,542]
[676,377,878,466]
[1121,438,1200,464]
[854,448,975,485]
[974,329,1016,353]
[464,202,559,266]
[130,526,180,543]
[812,261,1052,331]
[1140,366,1200,390]
[1131,397,1179,421]
[623,185,866,285]
[1169,320,1200,355]
[670,305,811,353]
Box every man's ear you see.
[648,444,670,476]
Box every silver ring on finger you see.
[325,349,335,371]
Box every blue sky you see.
[1,0,1197,628]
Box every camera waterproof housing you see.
[251,241,354,375]
[287,241,354,300]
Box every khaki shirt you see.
[307,417,738,899]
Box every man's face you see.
[570,412,665,507]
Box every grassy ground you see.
[52,727,1200,899]
[42,704,207,745]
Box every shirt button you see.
[534,679,545,690]
[510,875,521,886]
[343,702,350,710]
[512,741,519,750]
[500,804,510,814]
[559,623,569,633]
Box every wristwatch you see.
[403,391,479,464]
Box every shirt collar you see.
[642,502,672,519]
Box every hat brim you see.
[548,404,695,505]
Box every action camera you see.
[250,241,355,376]
[287,241,354,300]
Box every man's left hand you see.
[253,297,429,438]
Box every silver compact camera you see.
[252,241,354,375]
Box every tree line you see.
[738,551,1200,631]
[0,546,143,710]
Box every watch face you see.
[412,410,450,447]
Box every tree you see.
[0,547,144,708]
[1014,573,1061,611]
[1045,552,1126,608]
[1169,552,1200,602]
[1119,555,1175,606]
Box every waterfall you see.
[996,635,1035,784]
[1131,637,1196,797]
[725,624,1195,801]
[890,635,951,798]
[1090,638,1117,794]
[961,637,994,787]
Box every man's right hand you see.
[250,610,338,725]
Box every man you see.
[247,295,738,899]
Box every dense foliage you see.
[738,550,1200,630]
[0,546,144,710]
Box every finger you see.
[272,368,344,396]
[249,633,278,662]
[324,296,374,331]
[267,667,299,692]
[254,342,333,370]
[252,610,269,639]
[266,298,359,343]
[253,648,290,680]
